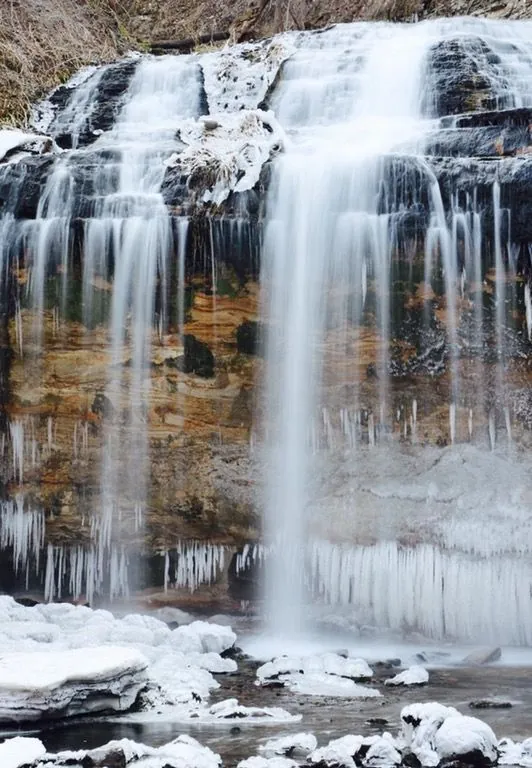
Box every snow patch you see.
[201,36,297,113]
[498,737,532,767]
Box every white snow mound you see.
[256,653,378,697]
[385,666,429,686]
[259,732,317,757]
[0,737,46,768]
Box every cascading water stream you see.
[261,19,532,639]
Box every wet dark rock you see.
[236,319,261,355]
[0,156,54,219]
[181,334,215,378]
[227,546,262,601]
[50,60,139,149]
[422,37,508,118]
[469,699,512,709]
[91,392,114,419]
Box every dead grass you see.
[0,0,530,125]
[0,0,128,124]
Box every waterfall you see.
[1,18,532,641]
[261,19,532,638]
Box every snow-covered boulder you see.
[385,666,429,687]
[0,646,148,724]
[256,653,378,697]
[189,697,301,723]
[259,732,317,758]
[308,734,401,768]
[400,702,497,766]
[0,130,55,163]
[169,620,236,655]
[20,735,221,767]
[435,716,498,763]
[166,109,285,205]
[498,737,532,767]
[0,737,46,768]
[237,757,298,768]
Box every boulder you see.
[462,647,502,665]
[422,37,505,117]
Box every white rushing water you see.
[261,19,532,639]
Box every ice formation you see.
[400,702,498,767]
[0,646,148,723]
[0,597,300,726]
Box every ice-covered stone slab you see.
[166,109,285,205]
[0,646,148,724]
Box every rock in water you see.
[462,648,502,665]
[0,646,148,724]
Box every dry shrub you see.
[0,0,126,124]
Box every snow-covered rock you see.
[201,36,297,113]
[400,702,497,767]
[385,665,429,687]
[308,734,401,768]
[498,737,532,767]
[22,735,221,768]
[169,620,236,655]
[0,736,46,768]
[260,732,317,758]
[167,109,285,205]
[0,646,148,724]
[256,653,378,697]
[0,130,55,163]
[188,698,301,723]
[0,597,240,722]
[435,715,497,763]
[237,757,298,768]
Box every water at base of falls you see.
[261,20,532,640]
